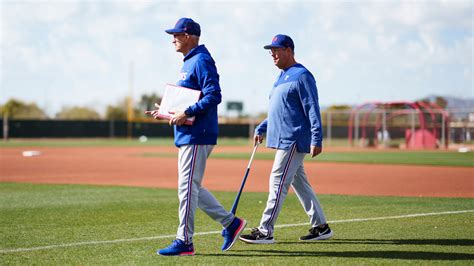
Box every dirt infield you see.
[1,146,473,198]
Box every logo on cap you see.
[165,18,201,37]
[263,34,294,51]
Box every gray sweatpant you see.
[258,144,327,237]
[176,144,234,244]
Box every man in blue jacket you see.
[146,18,246,256]
[239,34,333,244]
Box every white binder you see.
[157,84,201,125]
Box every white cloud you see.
[1,0,472,116]
[1,1,79,26]
[33,1,79,22]
[114,0,155,13]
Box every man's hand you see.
[169,111,188,126]
[254,135,263,145]
[144,103,161,120]
[310,145,322,158]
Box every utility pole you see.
[127,61,134,139]
[3,113,8,142]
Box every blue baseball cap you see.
[263,34,294,51]
[165,18,201,36]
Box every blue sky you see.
[1,0,472,116]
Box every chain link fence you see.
[2,109,473,149]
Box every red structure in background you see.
[348,101,449,149]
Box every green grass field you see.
[0,137,362,148]
[0,137,251,147]
[6,138,474,168]
[142,150,474,167]
[1,138,473,264]
[1,183,473,264]
[3,138,473,167]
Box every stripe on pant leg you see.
[183,145,198,244]
[265,144,297,235]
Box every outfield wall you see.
[0,119,352,139]
[1,118,471,147]
[0,120,253,138]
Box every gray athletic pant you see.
[258,144,327,237]
[176,144,234,244]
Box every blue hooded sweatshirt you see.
[174,44,222,147]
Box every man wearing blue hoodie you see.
[146,18,246,256]
[239,34,333,244]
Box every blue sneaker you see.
[221,217,247,251]
[157,239,195,256]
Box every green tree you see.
[0,98,48,119]
[55,106,101,120]
[434,96,447,109]
[105,100,128,120]
[325,104,353,111]
[418,96,447,109]
[106,94,161,121]
[322,104,353,126]
[136,93,162,117]
[105,98,142,120]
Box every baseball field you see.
[1,138,473,264]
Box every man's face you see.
[172,33,188,53]
[269,47,290,69]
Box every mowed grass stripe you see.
[3,137,471,166]
[1,210,472,254]
[0,138,250,147]
[0,138,353,147]
[141,151,474,167]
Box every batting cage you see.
[347,101,450,149]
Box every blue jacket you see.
[255,63,323,153]
[174,45,222,147]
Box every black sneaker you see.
[299,224,333,241]
[239,228,275,244]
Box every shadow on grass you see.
[212,250,473,260]
[277,238,474,247]
[201,239,474,260]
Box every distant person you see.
[239,34,332,244]
[146,17,246,256]
[377,129,390,147]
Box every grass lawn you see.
[142,150,474,167]
[0,137,406,148]
[0,137,250,147]
[3,138,472,167]
[1,183,473,264]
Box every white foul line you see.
[275,209,474,228]
[1,209,473,254]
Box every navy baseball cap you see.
[165,18,201,36]
[263,34,294,50]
